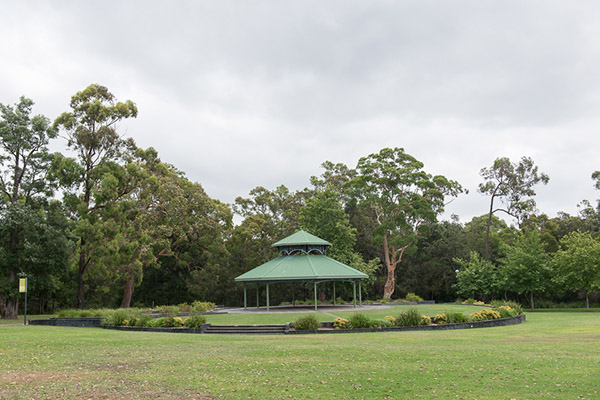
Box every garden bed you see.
[27,305,525,334]
[103,324,210,334]
[96,314,525,334]
[290,314,526,334]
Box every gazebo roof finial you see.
[271,230,332,248]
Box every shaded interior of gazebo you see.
[234,230,368,311]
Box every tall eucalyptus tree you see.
[53,84,137,308]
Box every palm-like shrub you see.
[293,315,320,330]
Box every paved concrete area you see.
[223,304,393,314]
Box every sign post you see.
[19,277,27,325]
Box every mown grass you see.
[530,307,600,312]
[0,315,54,325]
[1,311,599,399]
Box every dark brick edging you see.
[28,317,105,327]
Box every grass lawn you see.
[0,315,54,326]
[1,310,599,399]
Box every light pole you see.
[18,273,27,325]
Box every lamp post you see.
[18,273,27,325]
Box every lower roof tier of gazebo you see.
[235,254,368,311]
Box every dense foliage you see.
[2,85,600,318]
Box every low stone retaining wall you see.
[29,317,105,327]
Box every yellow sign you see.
[19,278,27,293]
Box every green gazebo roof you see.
[235,231,367,283]
[234,254,368,282]
[271,230,332,247]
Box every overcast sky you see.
[1,1,599,224]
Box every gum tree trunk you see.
[120,280,135,308]
[382,234,408,299]
[530,292,535,311]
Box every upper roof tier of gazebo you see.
[271,230,332,256]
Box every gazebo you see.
[235,230,368,311]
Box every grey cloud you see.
[1,0,599,223]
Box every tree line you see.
[1,84,599,318]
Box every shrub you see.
[395,309,424,327]
[333,317,349,329]
[421,315,431,325]
[384,315,396,324]
[378,298,391,303]
[369,320,389,329]
[57,309,81,318]
[293,315,320,331]
[499,301,523,315]
[184,315,207,328]
[150,317,165,327]
[157,305,179,316]
[161,316,184,327]
[446,312,470,323]
[136,314,154,327]
[480,309,501,320]
[433,313,448,324]
[470,309,501,321]
[78,310,93,317]
[470,311,484,321]
[191,301,216,313]
[489,300,523,312]
[90,309,110,317]
[463,299,485,305]
[336,297,347,305]
[178,303,192,313]
[405,293,424,302]
[347,313,373,329]
[104,309,133,326]
[497,306,517,318]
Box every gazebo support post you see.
[244,283,247,310]
[359,280,362,306]
[256,286,259,309]
[266,283,270,312]
[314,282,318,311]
[353,280,357,308]
[333,282,336,305]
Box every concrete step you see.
[204,324,287,334]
